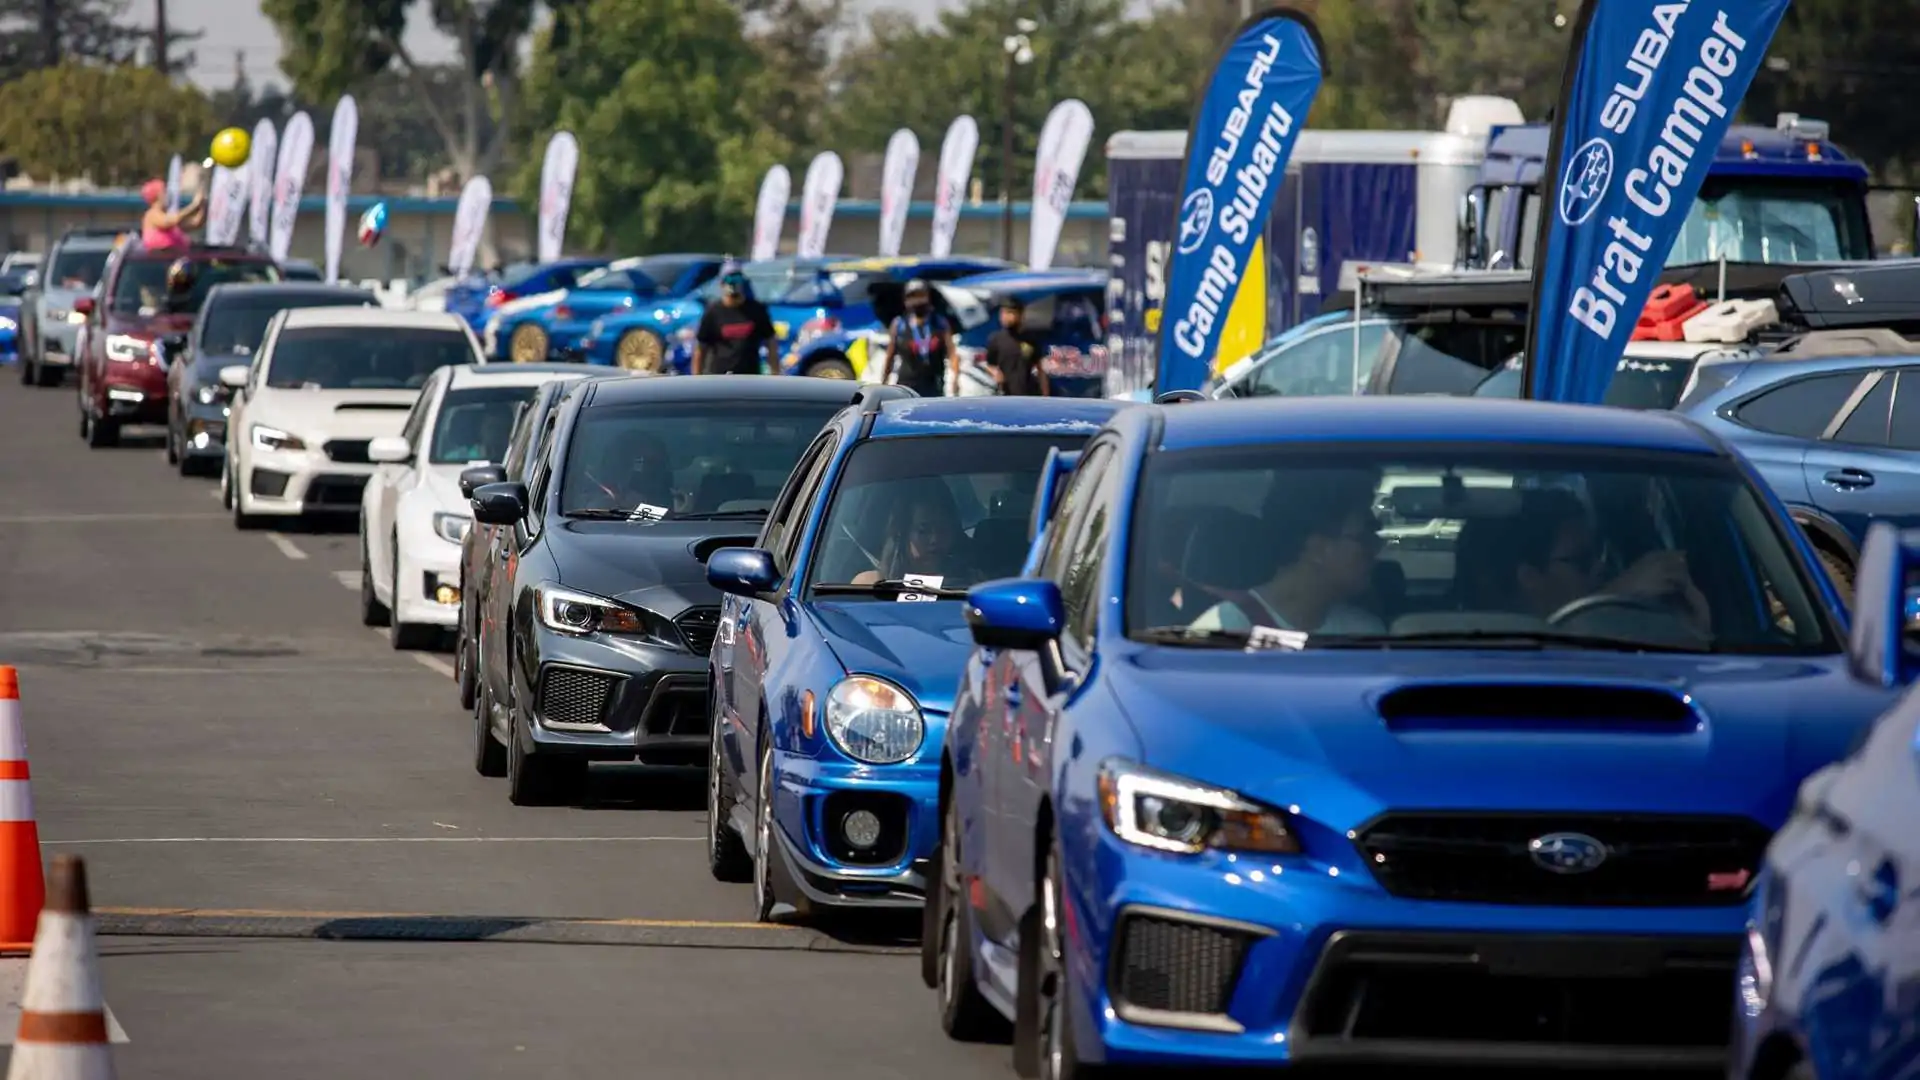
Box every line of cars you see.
[30,233,1916,1078]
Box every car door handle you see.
[1824,467,1876,489]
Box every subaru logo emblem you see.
[1528,832,1609,874]
[1557,137,1614,227]
[1177,188,1214,256]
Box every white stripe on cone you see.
[0,781,32,825]
[7,910,113,1079]
[0,700,26,762]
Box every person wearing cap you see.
[140,177,204,250]
[878,278,958,396]
[693,262,777,375]
[983,295,1049,396]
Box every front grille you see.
[1355,813,1771,907]
[1109,911,1259,1019]
[324,439,371,463]
[675,607,721,655]
[304,474,368,508]
[821,790,911,866]
[250,468,290,497]
[537,666,621,727]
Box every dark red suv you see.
[76,241,279,448]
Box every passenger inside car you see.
[851,481,984,585]
[1186,469,1389,635]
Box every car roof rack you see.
[1775,262,1920,333]
[1754,327,1920,359]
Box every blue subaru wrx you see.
[927,396,1901,1074]
[704,395,1124,921]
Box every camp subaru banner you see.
[930,116,978,257]
[448,175,492,277]
[324,95,358,284]
[751,165,790,260]
[269,112,315,264]
[1523,0,1790,404]
[797,151,844,259]
[878,129,921,257]
[537,131,579,263]
[1154,8,1325,393]
[248,120,278,247]
[1028,100,1094,270]
[206,165,249,246]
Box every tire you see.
[359,535,390,626]
[389,542,436,650]
[505,658,584,806]
[1817,546,1854,607]
[706,711,752,882]
[934,791,1009,1041]
[86,408,118,448]
[231,477,263,530]
[472,662,506,778]
[456,620,477,711]
[751,736,780,921]
[34,363,60,388]
[807,356,855,380]
[17,354,30,385]
[165,417,179,464]
[1016,846,1100,1080]
[615,329,665,373]
[508,324,548,364]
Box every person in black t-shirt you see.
[692,265,778,375]
[878,279,958,396]
[983,296,1049,396]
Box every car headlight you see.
[432,511,471,544]
[195,384,223,405]
[533,582,682,648]
[250,424,305,452]
[105,333,148,362]
[824,676,924,765]
[1097,759,1299,855]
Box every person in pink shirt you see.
[139,178,204,250]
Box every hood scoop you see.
[1377,683,1699,733]
[335,402,413,412]
[690,535,760,564]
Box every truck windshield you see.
[1514,177,1870,268]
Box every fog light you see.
[841,809,882,850]
[435,584,460,605]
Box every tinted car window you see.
[47,246,110,289]
[557,400,841,519]
[1831,374,1892,446]
[112,257,278,316]
[1250,322,1392,398]
[266,327,475,389]
[432,385,541,464]
[1733,372,1864,439]
[807,434,1088,592]
[1890,371,1920,452]
[200,294,372,354]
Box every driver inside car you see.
[575,433,675,515]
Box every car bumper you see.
[100,377,168,423]
[243,450,373,516]
[767,751,940,910]
[179,402,231,457]
[393,530,464,628]
[1067,831,1747,1071]
[38,322,77,364]
[522,627,710,767]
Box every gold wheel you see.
[509,324,548,364]
[615,330,664,373]
[809,357,854,380]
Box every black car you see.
[166,282,377,475]
[468,375,912,805]
[450,366,627,716]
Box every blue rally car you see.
[578,258,842,373]
[485,254,725,363]
[703,394,1125,921]
[1730,522,1920,1080]
[928,395,1902,1073]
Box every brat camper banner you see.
[1154,8,1325,394]
[1523,0,1790,404]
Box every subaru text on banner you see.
[1155,6,1325,394]
[1521,0,1791,404]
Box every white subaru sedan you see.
[219,308,485,528]
[359,362,597,649]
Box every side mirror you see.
[459,463,507,499]
[470,481,528,526]
[966,578,1070,693]
[72,297,94,317]
[706,548,782,601]
[1846,521,1920,687]
[217,364,249,390]
[366,435,412,464]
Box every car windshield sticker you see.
[899,573,944,603]
[626,502,669,524]
[1245,626,1308,653]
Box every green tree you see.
[0,0,148,81]
[1406,0,1579,123]
[516,0,785,253]
[0,62,214,186]
[1745,0,1920,181]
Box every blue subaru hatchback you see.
[929,396,1901,1074]
[704,395,1125,921]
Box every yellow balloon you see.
[210,127,251,169]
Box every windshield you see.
[265,327,476,389]
[431,385,539,465]
[112,258,278,316]
[200,295,371,355]
[48,247,109,290]
[558,400,841,519]
[695,265,800,303]
[1125,445,1836,655]
[808,434,1088,595]
[1230,317,1524,399]
[1516,178,1871,267]
[1472,354,1701,410]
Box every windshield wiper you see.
[812,580,970,599]
[1314,630,1706,654]
[674,509,768,520]
[1131,626,1272,649]
[563,508,650,520]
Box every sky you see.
[167,0,960,90]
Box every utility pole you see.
[39,0,58,68]
[154,0,169,76]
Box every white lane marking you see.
[333,569,358,590]
[45,836,702,844]
[265,533,307,560]
[411,652,456,678]
[0,512,226,524]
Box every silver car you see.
[19,230,121,387]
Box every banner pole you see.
[1519,0,1601,401]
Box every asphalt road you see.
[0,373,1009,1078]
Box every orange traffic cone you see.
[0,667,43,955]
[7,855,114,1079]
